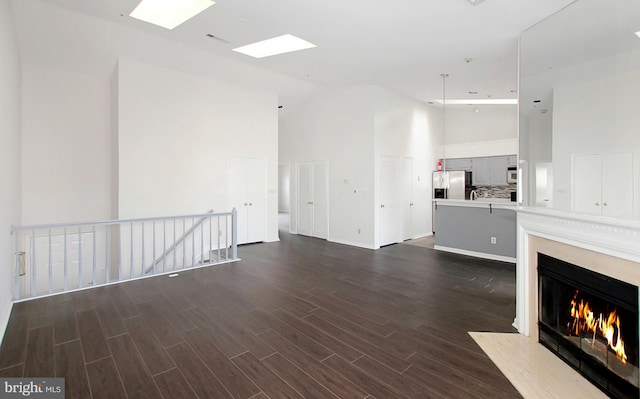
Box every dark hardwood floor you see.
[0,229,522,398]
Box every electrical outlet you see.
[490,236,497,244]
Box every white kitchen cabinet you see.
[297,160,328,239]
[444,158,472,171]
[443,158,458,171]
[457,158,473,171]
[573,153,633,217]
[229,157,266,244]
[489,156,508,185]
[472,158,490,185]
[472,156,509,186]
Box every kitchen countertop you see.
[433,198,517,209]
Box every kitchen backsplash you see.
[475,184,516,199]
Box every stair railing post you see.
[231,208,238,260]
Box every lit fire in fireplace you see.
[569,290,628,364]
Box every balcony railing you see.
[11,209,238,300]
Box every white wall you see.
[21,64,113,224]
[445,106,517,143]
[280,86,376,248]
[280,85,441,248]
[444,138,518,159]
[13,0,314,229]
[373,87,440,241]
[0,0,21,342]
[117,58,279,244]
[437,105,517,158]
[552,64,640,216]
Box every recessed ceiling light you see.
[434,99,518,105]
[232,34,316,58]
[130,0,214,30]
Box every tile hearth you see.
[470,332,607,399]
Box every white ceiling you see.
[30,0,574,106]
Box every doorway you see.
[278,163,291,233]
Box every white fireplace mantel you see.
[515,207,640,337]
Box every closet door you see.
[296,161,328,239]
[601,153,633,218]
[229,157,266,245]
[402,158,414,241]
[378,158,401,247]
[246,158,266,243]
[572,152,633,218]
[229,157,249,244]
[312,161,328,239]
[297,163,313,237]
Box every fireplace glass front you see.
[538,253,639,398]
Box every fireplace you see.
[538,253,639,398]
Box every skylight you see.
[434,99,518,105]
[232,34,317,59]
[130,0,215,30]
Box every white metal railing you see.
[10,209,238,300]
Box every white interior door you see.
[573,153,602,215]
[229,157,249,244]
[246,158,266,243]
[297,161,328,239]
[402,158,414,240]
[297,162,313,236]
[378,158,401,247]
[602,153,633,218]
[312,161,328,239]
[229,157,266,244]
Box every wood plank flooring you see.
[0,231,522,398]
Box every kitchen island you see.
[433,199,517,262]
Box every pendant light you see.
[441,73,449,173]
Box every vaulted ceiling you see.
[22,0,575,105]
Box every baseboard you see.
[0,301,14,348]
[328,238,376,250]
[434,245,516,263]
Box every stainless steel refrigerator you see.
[432,170,467,233]
[432,171,466,200]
